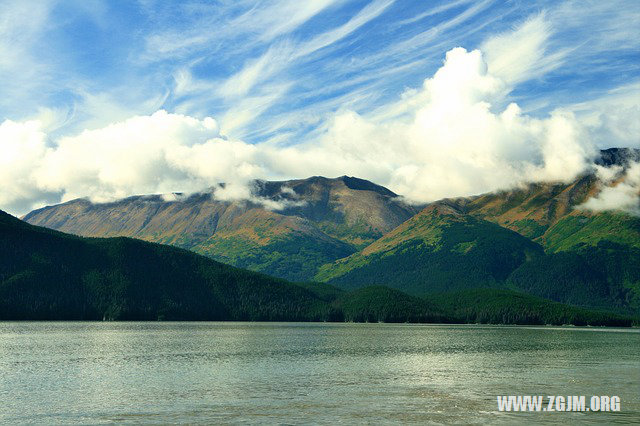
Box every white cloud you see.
[250,0,341,43]
[255,47,597,203]
[297,0,394,57]
[30,111,223,204]
[5,41,637,217]
[217,43,294,98]
[0,119,50,212]
[481,13,560,85]
[143,0,341,62]
[579,161,640,216]
[567,81,640,149]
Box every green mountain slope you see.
[316,204,543,294]
[23,176,418,281]
[317,149,640,314]
[317,207,640,313]
[0,209,330,320]
[457,148,640,251]
[2,209,634,326]
[459,177,640,252]
[507,241,640,312]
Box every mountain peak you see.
[337,176,398,197]
[256,175,399,199]
[596,147,640,167]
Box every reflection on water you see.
[0,323,638,424]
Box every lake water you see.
[0,323,638,424]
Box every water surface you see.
[0,322,638,424]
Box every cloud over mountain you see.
[580,162,640,216]
[0,44,615,215]
[2,4,640,216]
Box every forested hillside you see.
[2,209,634,326]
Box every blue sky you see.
[2,0,638,142]
[1,0,639,214]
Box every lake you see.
[0,323,638,424]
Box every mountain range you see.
[1,208,633,326]
[21,148,640,317]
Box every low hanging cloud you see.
[579,162,640,216]
[1,43,635,217]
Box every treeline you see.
[429,289,636,327]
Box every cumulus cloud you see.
[0,110,308,214]
[254,47,597,203]
[2,45,632,217]
[579,162,640,216]
[0,119,50,213]
[32,111,223,202]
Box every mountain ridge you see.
[20,148,640,294]
[23,176,419,281]
[316,149,640,314]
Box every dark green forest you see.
[0,210,636,325]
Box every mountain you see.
[317,149,640,314]
[0,209,330,320]
[452,174,640,252]
[5,209,638,325]
[315,204,543,294]
[1,209,634,326]
[19,148,640,315]
[453,148,640,251]
[23,176,419,281]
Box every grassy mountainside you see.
[23,176,418,281]
[457,148,640,251]
[2,210,634,326]
[316,204,543,294]
[458,178,640,251]
[317,205,640,314]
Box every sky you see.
[0,0,639,215]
